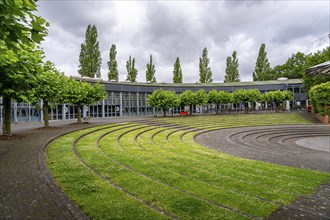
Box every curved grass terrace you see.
[47,113,330,219]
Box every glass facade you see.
[0,80,307,124]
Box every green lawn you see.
[47,113,330,219]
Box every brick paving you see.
[0,118,150,220]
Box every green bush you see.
[309,81,330,116]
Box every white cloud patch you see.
[37,0,329,83]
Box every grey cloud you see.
[37,1,329,82]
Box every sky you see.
[37,0,329,83]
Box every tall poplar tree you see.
[173,57,183,83]
[199,47,213,83]
[107,44,118,81]
[224,51,240,82]
[253,43,271,81]
[126,55,138,82]
[78,24,101,78]
[146,54,156,83]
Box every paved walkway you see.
[196,124,330,219]
[0,117,151,220]
[1,115,329,219]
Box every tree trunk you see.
[43,100,49,128]
[189,105,193,115]
[2,96,12,136]
[216,104,219,114]
[77,103,82,123]
[163,108,167,117]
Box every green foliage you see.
[0,0,48,135]
[224,51,240,82]
[33,61,66,127]
[208,90,232,113]
[195,89,208,106]
[126,55,138,82]
[147,89,179,116]
[0,44,44,102]
[199,47,213,83]
[173,57,183,83]
[107,44,118,81]
[33,61,65,102]
[270,52,307,80]
[179,90,196,108]
[0,0,48,65]
[253,43,271,81]
[63,79,106,122]
[233,89,261,104]
[146,54,156,83]
[207,90,220,105]
[309,82,330,116]
[48,114,329,219]
[78,24,102,78]
[264,90,293,111]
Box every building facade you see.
[0,78,306,124]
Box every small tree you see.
[107,44,118,81]
[126,56,138,82]
[224,51,240,82]
[146,54,156,83]
[179,90,196,115]
[195,89,208,113]
[173,57,183,83]
[33,61,66,128]
[253,43,271,81]
[264,90,292,112]
[208,90,221,113]
[78,24,102,78]
[63,79,107,123]
[147,89,179,117]
[218,91,232,112]
[199,47,213,83]
[233,89,261,112]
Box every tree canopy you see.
[147,89,179,116]
[78,24,102,78]
[224,51,240,82]
[33,61,66,127]
[126,56,138,82]
[0,0,48,65]
[0,0,49,136]
[173,57,183,83]
[63,79,107,123]
[199,47,213,83]
[107,44,118,81]
[146,54,156,83]
[253,43,271,81]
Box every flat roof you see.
[71,76,302,87]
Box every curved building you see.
[0,77,306,123]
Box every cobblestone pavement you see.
[0,117,151,220]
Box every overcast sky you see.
[37,0,329,83]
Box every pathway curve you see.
[0,118,151,220]
[195,124,330,219]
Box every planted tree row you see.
[147,89,293,116]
